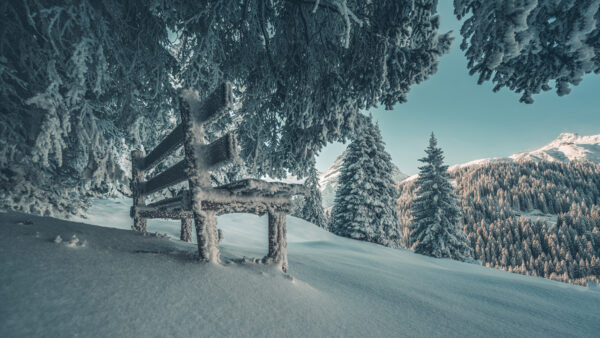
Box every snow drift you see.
[1,203,599,337]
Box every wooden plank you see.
[134,195,292,219]
[215,178,306,197]
[141,124,184,171]
[200,133,237,170]
[146,193,188,210]
[136,208,193,220]
[202,199,293,215]
[140,160,187,195]
[179,82,233,126]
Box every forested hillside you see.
[398,161,600,285]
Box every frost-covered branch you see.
[454,0,600,103]
[1,0,450,216]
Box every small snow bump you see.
[16,220,33,226]
[54,234,87,248]
[65,234,80,248]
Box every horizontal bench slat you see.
[140,160,187,195]
[134,197,292,218]
[146,194,187,209]
[141,124,184,171]
[135,208,193,220]
[201,133,237,170]
[196,82,233,124]
[215,179,306,197]
[180,82,233,126]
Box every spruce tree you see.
[330,118,401,247]
[299,166,328,229]
[410,133,472,260]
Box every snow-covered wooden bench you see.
[130,82,304,271]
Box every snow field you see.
[1,204,599,337]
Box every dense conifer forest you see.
[398,161,600,285]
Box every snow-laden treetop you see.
[1,0,599,216]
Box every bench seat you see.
[214,179,305,197]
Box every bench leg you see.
[180,218,193,243]
[267,211,288,272]
[133,216,147,233]
[194,210,220,263]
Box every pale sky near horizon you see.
[315,1,600,175]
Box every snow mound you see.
[516,209,559,225]
[1,207,599,337]
[54,234,87,248]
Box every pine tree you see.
[410,133,472,260]
[299,166,328,229]
[330,118,401,247]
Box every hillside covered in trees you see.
[398,160,600,285]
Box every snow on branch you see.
[455,0,600,103]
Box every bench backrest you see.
[131,82,235,205]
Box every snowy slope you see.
[510,132,600,163]
[2,202,600,337]
[320,150,408,208]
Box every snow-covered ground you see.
[1,200,599,337]
[516,209,559,225]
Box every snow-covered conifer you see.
[410,133,472,260]
[299,166,328,229]
[330,117,401,247]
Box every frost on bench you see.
[130,82,304,271]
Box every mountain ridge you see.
[510,132,600,163]
[402,132,600,182]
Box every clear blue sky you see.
[316,1,600,175]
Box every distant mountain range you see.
[319,149,408,209]
[510,132,600,163]
[399,132,600,180]
[459,132,600,165]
